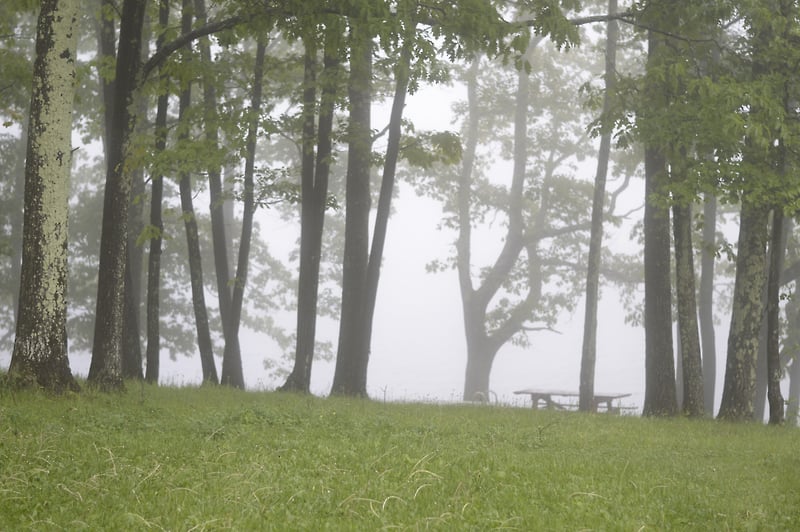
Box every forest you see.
[2,0,800,425]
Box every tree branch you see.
[141,15,245,81]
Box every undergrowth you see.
[0,383,798,530]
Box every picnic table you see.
[513,388,631,414]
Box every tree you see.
[281,20,342,393]
[579,0,617,413]
[88,0,147,390]
[330,10,373,396]
[9,0,79,391]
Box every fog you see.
[3,57,783,416]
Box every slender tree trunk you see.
[194,0,239,383]
[766,209,787,424]
[330,17,373,397]
[579,0,617,412]
[176,0,217,384]
[699,194,717,415]
[221,39,266,389]
[9,0,80,392]
[672,201,704,416]
[89,0,146,391]
[360,34,413,373]
[144,0,170,385]
[718,201,769,421]
[282,24,340,392]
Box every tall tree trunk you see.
[642,145,677,416]
[579,0,617,413]
[10,0,80,392]
[144,0,170,384]
[176,0,218,385]
[699,193,717,415]
[89,0,146,391]
[194,0,239,384]
[282,24,340,392]
[330,17,373,397]
[641,26,677,417]
[672,201,704,416]
[718,201,769,421]
[766,209,787,424]
[360,33,413,377]
[458,40,541,401]
[221,39,266,389]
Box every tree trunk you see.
[672,201,704,416]
[89,0,146,391]
[195,0,239,385]
[579,0,617,413]
[463,339,499,402]
[9,0,80,392]
[766,209,787,424]
[718,200,769,421]
[282,24,340,393]
[330,17,372,397]
[221,39,266,389]
[642,146,677,416]
[360,33,413,378]
[641,27,677,417]
[699,193,717,415]
[176,0,218,385]
[144,0,170,385]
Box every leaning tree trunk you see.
[463,337,500,403]
[360,32,413,376]
[221,39,266,389]
[718,200,769,421]
[9,0,80,392]
[330,17,373,397]
[89,0,146,391]
[699,193,717,415]
[672,200,704,417]
[579,0,617,412]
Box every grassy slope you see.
[0,383,798,530]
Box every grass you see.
[1,382,799,530]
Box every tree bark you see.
[221,39,266,389]
[176,0,218,385]
[282,24,340,393]
[718,201,769,421]
[330,16,373,397]
[89,0,146,391]
[144,0,170,385]
[360,32,413,380]
[699,194,717,415]
[579,0,617,413]
[194,0,240,385]
[10,0,80,392]
[642,145,677,416]
[766,209,787,424]
[672,201,704,416]
[641,27,677,417]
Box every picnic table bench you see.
[513,388,632,414]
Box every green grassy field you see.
[1,382,798,530]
